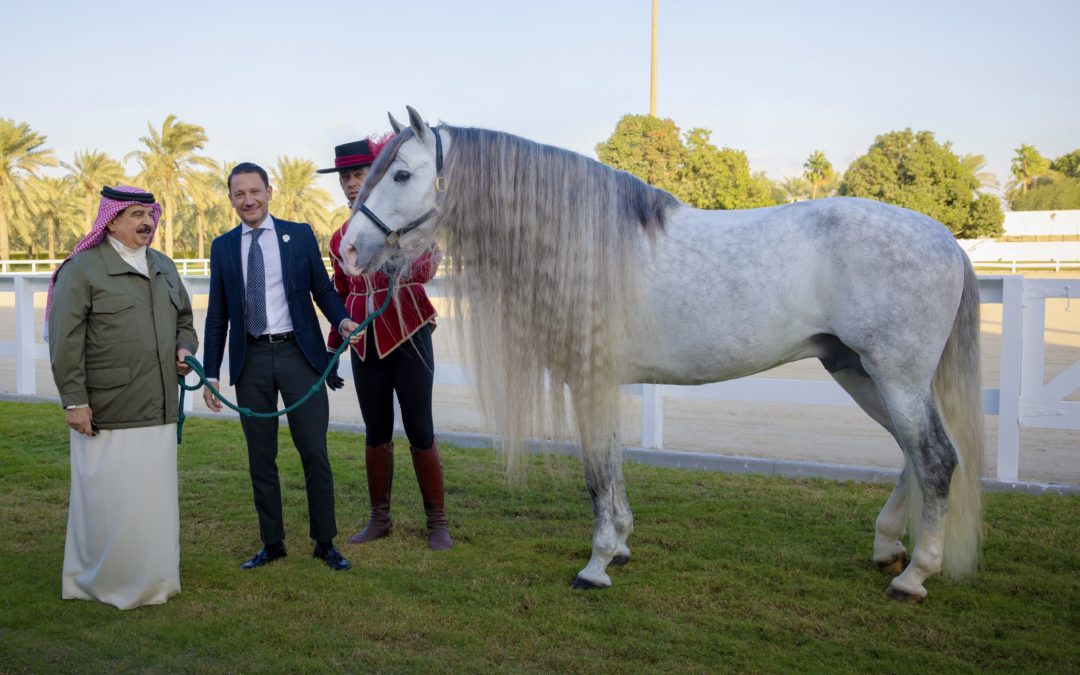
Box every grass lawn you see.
[1,400,1077,672]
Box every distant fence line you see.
[2,272,1077,490]
[3,257,1080,275]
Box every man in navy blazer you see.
[202,162,360,571]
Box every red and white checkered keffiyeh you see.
[44,186,162,335]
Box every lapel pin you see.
[283,235,290,243]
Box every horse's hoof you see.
[884,584,925,604]
[572,576,608,591]
[876,553,908,576]
[611,554,631,566]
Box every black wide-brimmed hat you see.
[316,140,377,174]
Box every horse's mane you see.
[436,125,679,470]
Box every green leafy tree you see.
[127,115,215,258]
[0,119,57,259]
[269,157,334,241]
[839,128,1003,238]
[674,128,775,209]
[1008,173,1080,211]
[1050,149,1080,179]
[26,176,81,259]
[64,149,126,235]
[596,115,778,210]
[1008,144,1050,195]
[803,150,836,199]
[595,114,686,190]
[965,192,1005,237]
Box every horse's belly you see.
[626,304,824,385]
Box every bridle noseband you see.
[357,126,445,247]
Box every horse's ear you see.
[405,105,427,140]
[388,112,405,134]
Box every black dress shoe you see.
[313,544,351,571]
[240,547,287,570]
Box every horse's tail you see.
[930,256,984,579]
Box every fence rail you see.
[5,257,1080,275]
[971,260,1080,273]
[2,273,1077,485]
[0,258,334,276]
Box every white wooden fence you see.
[2,273,1077,485]
[4,257,1079,275]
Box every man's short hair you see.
[228,162,270,192]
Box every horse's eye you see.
[393,170,411,183]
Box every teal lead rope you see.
[176,277,395,443]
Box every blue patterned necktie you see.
[245,228,268,337]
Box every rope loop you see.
[176,278,395,442]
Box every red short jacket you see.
[326,223,440,360]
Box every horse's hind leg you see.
[611,457,633,566]
[876,387,957,602]
[830,346,956,600]
[574,433,636,588]
[824,358,910,575]
[571,390,631,589]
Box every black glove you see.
[326,353,345,391]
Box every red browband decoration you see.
[335,152,376,167]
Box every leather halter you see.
[356,126,444,247]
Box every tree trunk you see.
[47,219,57,260]
[164,187,174,258]
[85,193,95,235]
[0,206,9,261]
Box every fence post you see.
[996,276,1023,481]
[1019,286,1048,427]
[14,277,37,395]
[640,384,664,449]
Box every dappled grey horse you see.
[338,107,984,602]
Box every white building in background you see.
[1002,210,1080,238]
[958,210,1080,266]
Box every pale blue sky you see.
[4,0,1077,199]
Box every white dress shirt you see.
[241,214,293,335]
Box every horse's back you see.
[631,197,967,384]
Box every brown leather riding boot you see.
[410,439,452,550]
[348,441,394,544]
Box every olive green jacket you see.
[48,241,199,430]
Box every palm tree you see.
[182,161,231,259]
[127,115,215,257]
[64,149,126,235]
[802,150,835,199]
[1009,144,1050,195]
[777,176,811,203]
[960,153,999,192]
[0,119,57,259]
[27,176,81,259]
[269,156,334,237]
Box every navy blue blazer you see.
[202,217,349,385]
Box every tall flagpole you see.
[650,0,658,116]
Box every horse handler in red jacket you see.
[319,137,451,550]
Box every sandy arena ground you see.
[3,273,1077,485]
